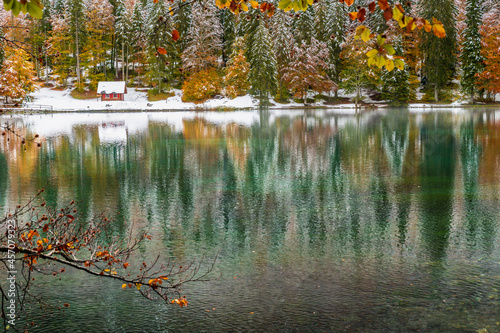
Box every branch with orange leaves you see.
[0,191,216,328]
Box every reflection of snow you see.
[14,111,261,139]
[99,121,127,143]
[99,125,127,143]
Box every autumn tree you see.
[223,37,250,99]
[340,36,379,108]
[476,23,500,98]
[47,12,73,86]
[82,0,115,89]
[0,47,39,103]
[283,37,336,104]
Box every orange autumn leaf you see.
[368,1,376,12]
[172,29,180,41]
[357,7,366,23]
[123,262,130,269]
[432,18,446,38]
[378,0,390,10]
[157,47,167,55]
[383,7,392,21]
[349,12,357,20]
[343,0,354,6]
[171,298,188,307]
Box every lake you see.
[1,109,499,332]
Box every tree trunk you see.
[125,45,129,83]
[76,17,81,89]
[434,85,439,102]
[122,42,125,80]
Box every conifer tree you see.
[66,0,87,89]
[292,6,314,44]
[314,0,346,97]
[248,20,277,104]
[145,0,176,92]
[270,7,293,100]
[419,0,457,101]
[460,0,483,102]
[220,8,236,65]
[182,0,222,74]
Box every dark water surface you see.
[1,109,499,332]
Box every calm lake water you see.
[1,109,499,332]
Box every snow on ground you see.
[24,87,496,113]
[25,87,357,112]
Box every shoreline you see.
[3,103,500,114]
[3,87,499,114]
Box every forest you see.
[0,0,499,106]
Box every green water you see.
[1,109,499,332]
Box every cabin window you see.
[114,93,118,98]
[105,94,109,98]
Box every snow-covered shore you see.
[22,87,498,113]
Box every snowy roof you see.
[97,81,127,94]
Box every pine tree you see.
[219,8,236,65]
[314,0,346,97]
[282,37,336,104]
[292,6,314,44]
[419,0,458,101]
[270,7,293,100]
[224,37,250,99]
[236,8,260,62]
[181,0,222,74]
[248,20,277,104]
[66,0,87,89]
[460,0,484,102]
[144,0,176,92]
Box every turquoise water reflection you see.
[1,109,499,332]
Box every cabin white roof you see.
[97,81,127,94]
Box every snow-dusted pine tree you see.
[224,37,250,99]
[248,20,277,104]
[182,0,223,74]
[270,7,293,100]
[219,8,236,65]
[314,0,346,97]
[460,0,484,102]
[282,37,336,104]
[144,0,176,92]
[292,5,314,44]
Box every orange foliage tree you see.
[0,47,39,103]
[476,24,500,97]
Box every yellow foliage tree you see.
[0,47,39,103]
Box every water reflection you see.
[0,109,499,332]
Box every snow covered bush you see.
[182,68,222,103]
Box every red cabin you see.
[97,81,127,101]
